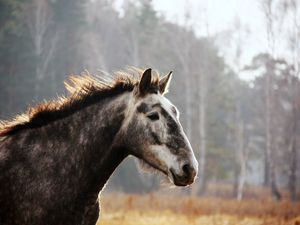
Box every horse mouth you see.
[169,169,195,186]
[138,158,195,187]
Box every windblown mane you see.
[0,67,161,137]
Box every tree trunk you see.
[265,62,281,200]
[237,118,246,200]
[270,164,281,201]
[25,0,56,98]
[197,69,207,195]
[232,165,239,198]
[288,105,298,201]
[288,0,299,202]
[232,104,248,201]
[288,137,297,201]
[264,63,271,187]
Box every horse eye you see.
[147,112,159,121]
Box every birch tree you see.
[288,0,299,202]
[261,0,282,200]
[23,0,58,96]
[279,0,300,201]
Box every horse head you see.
[121,68,198,186]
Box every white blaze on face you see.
[146,94,198,183]
[148,144,178,174]
[155,94,179,120]
[122,90,198,185]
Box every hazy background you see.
[0,0,299,203]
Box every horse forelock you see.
[0,67,162,137]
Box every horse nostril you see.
[182,164,194,177]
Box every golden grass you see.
[97,192,300,225]
[99,210,270,225]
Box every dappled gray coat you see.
[0,68,198,225]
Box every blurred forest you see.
[0,0,299,202]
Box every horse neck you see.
[49,91,130,193]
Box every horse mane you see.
[0,67,161,137]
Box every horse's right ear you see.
[138,68,152,96]
[159,71,172,95]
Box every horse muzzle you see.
[169,162,198,186]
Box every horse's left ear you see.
[159,71,173,94]
[139,68,152,96]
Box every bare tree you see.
[235,107,252,200]
[121,1,141,66]
[197,61,207,195]
[261,0,282,200]
[23,0,58,96]
[288,0,299,202]
[232,18,246,200]
[83,0,111,72]
[282,0,300,201]
[198,45,213,197]
[196,9,213,195]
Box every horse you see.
[0,67,198,225]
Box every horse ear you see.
[139,68,152,95]
[159,71,172,94]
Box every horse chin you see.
[135,158,168,177]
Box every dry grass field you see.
[97,191,300,225]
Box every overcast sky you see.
[114,0,293,81]
[151,0,271,80]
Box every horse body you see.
[0,92,130,225]
[0,68,198,225]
